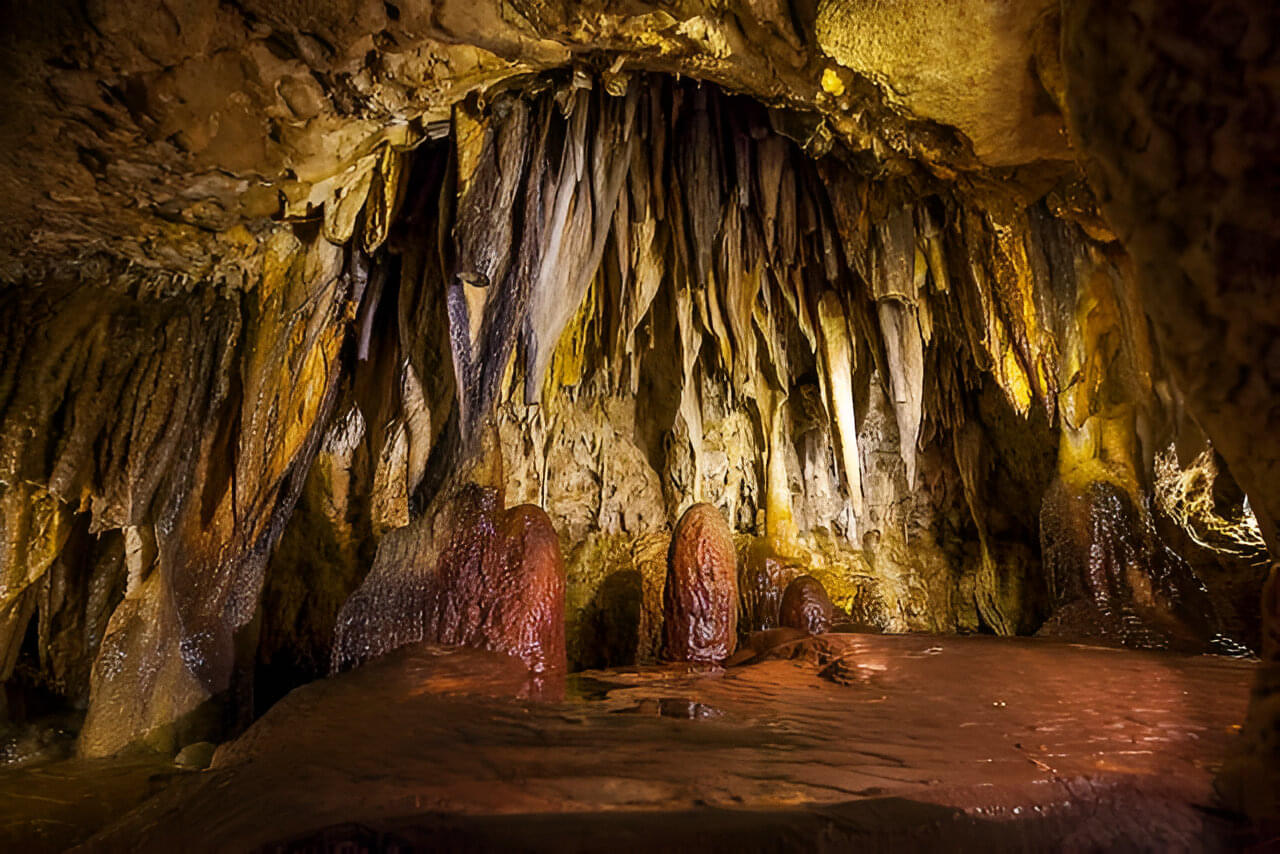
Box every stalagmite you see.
[0,47,1271,845]
[779,575,835,636]
[738,539,797,632]
[662,503,737,663]
[422,486,567,685]
[1039,477,1227,651]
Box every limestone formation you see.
[779,575,835,636]
[737,539,799,634]
[662,503,738,663]
[332,471,567,687]
[424,489,566,684]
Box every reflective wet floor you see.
[1,634,1261,852]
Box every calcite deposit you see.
[418,486,566,683]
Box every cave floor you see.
[2,634,1261,852]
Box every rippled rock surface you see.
[3,636,1250,852]
[1039,478,1230,653]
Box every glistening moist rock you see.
[68,636,1259,852]
[662,503,738,663]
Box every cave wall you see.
[2,231,355,754]
[1059,0,1280,820]
[272,78,1253,689]
[0,73,1258,755]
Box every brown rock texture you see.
[779,575,834,636]
[663,503,738,663]
[336,481,567,688]
[737,540,798,633]
[427,492,567,682]
[1038,479,1223,651]
[0,0,1273,791]
[1060,0,1280,820]
[1062,0,1280,551]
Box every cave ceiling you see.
[0,0,1085,282]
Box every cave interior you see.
[0,0,1278,850]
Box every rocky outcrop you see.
[422,490,566,685]
[779,575,834,636]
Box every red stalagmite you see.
[662,502,738,662]
[779,575,834,636]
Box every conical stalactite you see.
[446,95,535,438]
[298,77,1262,681]
[871,206,926,489]
[523,85,639,403]
[0,0,1270,840]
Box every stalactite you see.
[952,420,1016,636]
[872,207,926,487]
[816,291,864,522]
[675,278,705,503]
[77,232,353,757]
[447,95,534,438]
[618,132,665,386]
[524,84,638,403]
[876,300,925,488]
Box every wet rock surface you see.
[0,0,1274,829]
[12,635,1254,853]
[424,489,567,684]
[737,539,801,633]
[2,70,1266,760]
[779,575,836,635]
[1039,478,1230,652]
[332,480,567,690]
[662,503,738,663]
